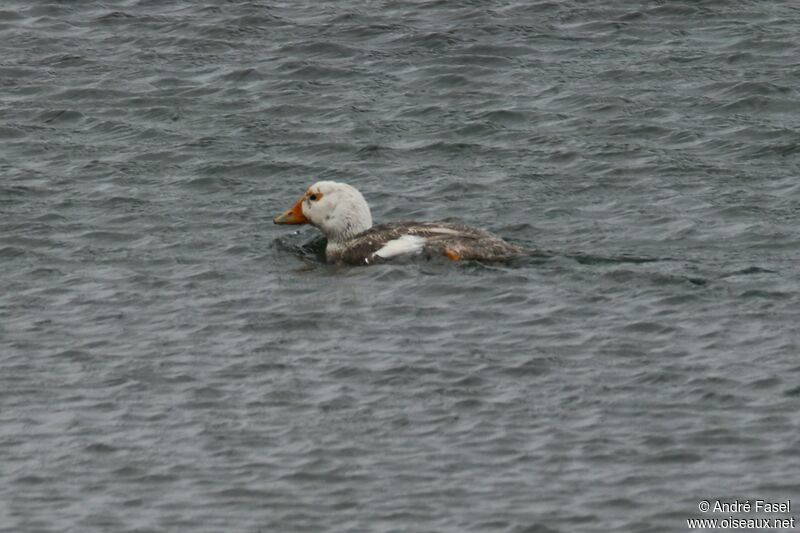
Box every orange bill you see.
[273,197,309,224]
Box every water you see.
[2,1,799,531]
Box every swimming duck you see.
[273,181,528,265]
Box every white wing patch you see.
[427,227,462,235]
[373,235,426,259]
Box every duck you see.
[273,181,529,265]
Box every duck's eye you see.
[309,193,318,201]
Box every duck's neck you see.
[325,218,372,245]
[316,186,373,247]
[321,209,372,246]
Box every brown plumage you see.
[329,221,528,265]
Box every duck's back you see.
[327,221,528,265]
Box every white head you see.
[273,181,373,242]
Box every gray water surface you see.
[2,1,799,532]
